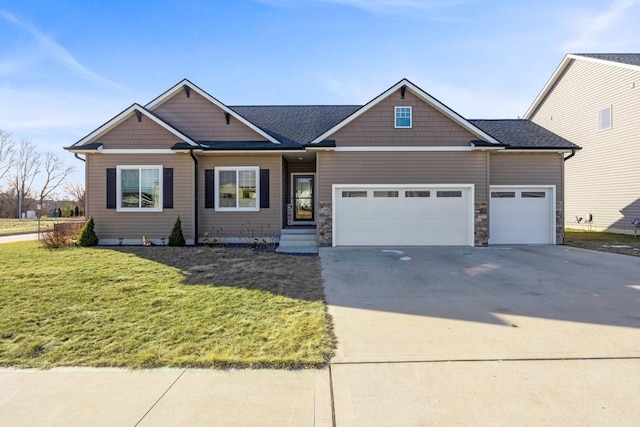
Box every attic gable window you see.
[597,106,612,131]
[395,106,412,128]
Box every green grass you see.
[0,218,84,236]
[565,229,640,257]
[0,242,334,369]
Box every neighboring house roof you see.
[229,105,361,145]
[524,53,640,119]
[573,53,640,67]
[469,120,579,150]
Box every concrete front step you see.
[280,233,317,241]
[281,227,317,235]
[279,240,317,247]
[275,245,319,255]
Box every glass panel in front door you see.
[294,176,314,221]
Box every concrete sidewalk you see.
[0,368,332,427]
[0,233,39,244]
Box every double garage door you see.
[332,185,554,246]
[333,185,474,246]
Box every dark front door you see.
[293,175,314,222]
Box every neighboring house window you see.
[597,106,612,131]
[395,106,412,128]
[116,165,163,212]
[215,167,259,211]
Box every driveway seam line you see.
[331,356,640,365]
[134,368,187,426]
[328,364,337,427]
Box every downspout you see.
[74,153,86,162]
[189,149,199,245]
[563,149,576,161]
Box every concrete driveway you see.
[321,245,640,425]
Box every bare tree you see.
[64,181,85,209]
[8,140,41,218]
[0,130,15,183]
[37,152,74,209]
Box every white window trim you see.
[116,165,163,212]
[215,166,260,212]
[394,106,412,129]
[597,105,612,131]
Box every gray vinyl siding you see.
[329,89,477,147]
[489,153,564,200]
[98,115,178,149]
[198,155,282,240]
[153,90,267,142]
[85,153,194,241]
[530,58,640,232]
[317,151,488,202]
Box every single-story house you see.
[65,78,579,246]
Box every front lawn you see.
[565,229,640,257]
[0,242,334,368]
[0,218,84,236]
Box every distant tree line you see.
[0,129,83,218]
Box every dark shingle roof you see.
[574,53,640,67]
[229,105,361,145]
[469,120,579,149]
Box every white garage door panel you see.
[490,187,553,244]
[334,186,472,246]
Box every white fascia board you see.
[145,79,281,145]
[523,55,573,119]
[193,150,305,155]
[72,104,198,147]
[495,149,573,153]
[333,146,475,152]
[523,54,640,119]
[95,149,177,154]
[309,78,501,145]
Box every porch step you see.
[275,245,319,255]
[276,227,318,255]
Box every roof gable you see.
[309,79,501,145]
[69,104,198,148]
[145,79,281,144]
[524,53,640,119]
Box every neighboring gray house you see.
[66,78,578,247]
[525,53,640,234]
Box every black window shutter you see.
[205,169,215,208]
[106,168,116,209]
[163,168,173,209]
[260,169,269,209]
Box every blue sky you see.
[1,0,639,185]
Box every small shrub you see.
[41,221,84,249]
[77,217,99,247]
[168,216,186,247]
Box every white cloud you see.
[559,0,640,52]
[0,10,128,92]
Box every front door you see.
[293,174,314,222]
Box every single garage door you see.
[333,185,473,246]
[489,186,554,244]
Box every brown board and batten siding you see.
[153,90,267,142]
[198,155,282,240]
[330,89,477,147]
[529,58,640,232]
[317,151,488,202]
[489,153,564,200]
[85,154,194,241]
[98,115,178,149]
